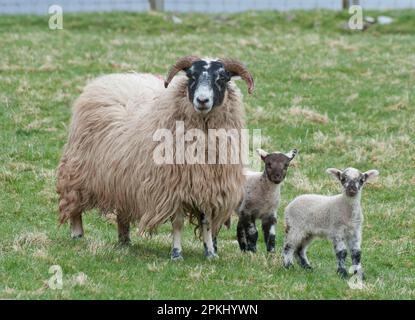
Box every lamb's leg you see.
[244,215,258,252]
[201,213,218,259]
[117,215,130,245]
[283,242,295,268]
[261,213,277,253]
[333,237,348,278]
[295,235,313,270]
[237,217,248,251]
[171,213,184,261]
[347,231,364,280]
[283,229,302,268]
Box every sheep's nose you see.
[196,97,210,104]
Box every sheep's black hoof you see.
[117,239,131,247]
[337,268,348,279]
[283,262,294,269]
[171,248,183,261]
[71,233,83,239]
[205,251,219,260]
[267,248,276,254]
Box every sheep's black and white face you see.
[327,167,379,197]
[185,60,234,114]
[258,149,297,184]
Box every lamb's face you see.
[327,167,379,197]
[257,149,297,184]
[185,60,232,114]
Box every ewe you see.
[56,56,254,260]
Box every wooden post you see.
[149,0,165,11]
[342,0,349,9]
[343,0,360,8]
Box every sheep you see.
[283,167,379,279]
[236,148,297,253]
[56,56,255,260]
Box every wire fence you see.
[0,0,414,15]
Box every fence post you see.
[149,0,165,11]
[343,0,360,8]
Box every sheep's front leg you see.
[171,213,184,261]
[70,213,84,239]
[261,213,276,253]
[332,237,348,278]
[201,213,218,259]
[348,230,364,280]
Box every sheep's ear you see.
[256,148,269,161]
[326,168,342,181]
[363,169,379,183]
[285,149,297,161]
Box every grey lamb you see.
[283,167,379,279]
[237,148,297,253]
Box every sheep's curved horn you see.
[164,55,201,88]
[219,58,255,94]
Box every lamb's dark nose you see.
[196,97,210,104]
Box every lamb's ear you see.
[326,168,342,181]
[285,149,297,161]
[256,148,269,161]
[363,169,379,183]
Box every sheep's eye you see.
[340,176,346,183]
[217,73,229,82]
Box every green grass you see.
[0,10,414,299]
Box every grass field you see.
[0,10,414,299]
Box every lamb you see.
[283,167,379,278]
[56,56,255,260]
[237,148,297,253]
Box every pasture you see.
[0,10,414,299]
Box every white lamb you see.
[283,167,379,279]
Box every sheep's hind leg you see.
[117,215,131,245]
[201,213,218,259]
[262,214,277,253]
[283,231,300,268]
[295,235,313,270]
[333,238,348,278]
[171,213,184,261]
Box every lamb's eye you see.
[340,176,346,183]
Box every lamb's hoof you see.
[171,248,183,261]
[301,264,313,271]
[337,268,348,279]
[205,251,219,260]
[71,233,83,239]
[283,262,294,269]
[354,270,365,281]
[267,249,276,254]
